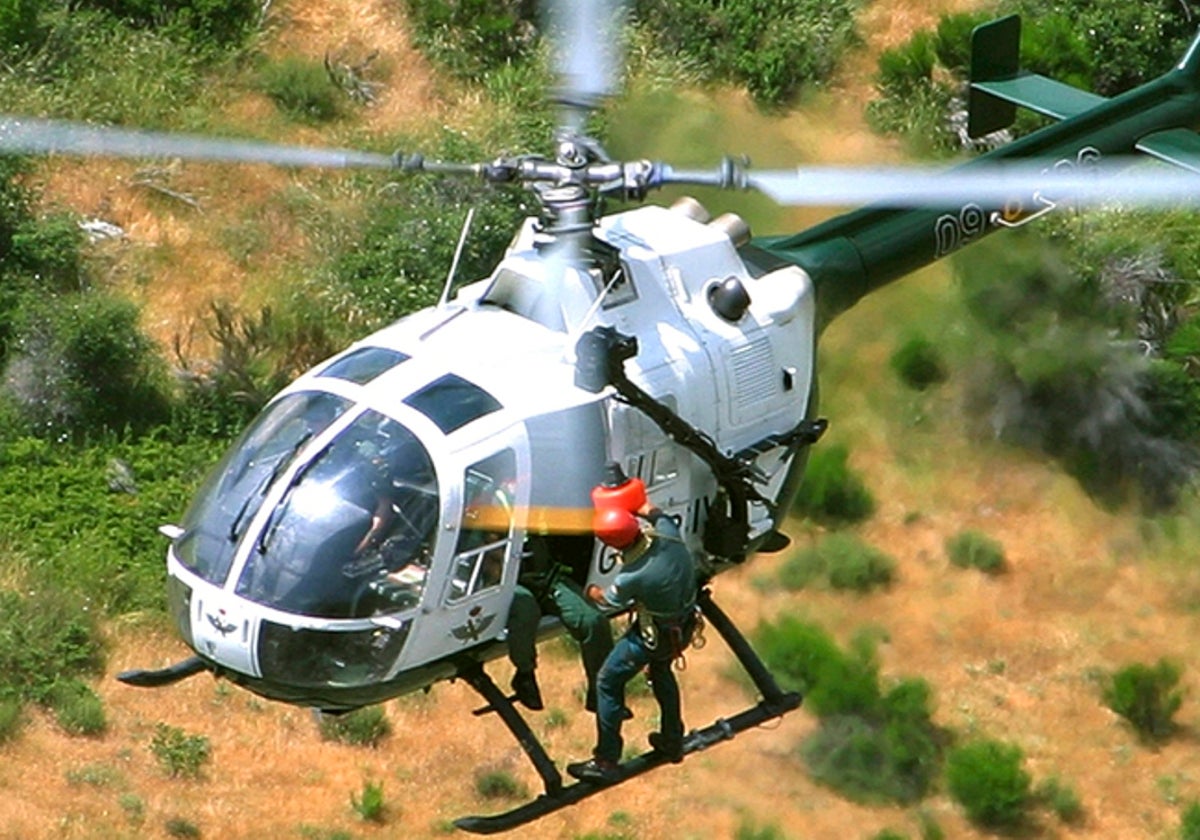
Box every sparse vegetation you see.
[890,334,948,390]
[1182,800,1200,840]
[1036,775,1084,824]
[47,678,107,736]
[257,56,342,123]
[474,768,529,800]
[165,816,202,839]
[945,739,1033,829]
[755,617,943,804]
[351,778,386,823]
[150,723,212,778]
[318,705,391,747]
[779,533,895,593]
[632,0,860,106]
[945,530,1006,574]
[791,443,876,525]
[1103,658,1185,743]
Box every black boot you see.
[511,670,543,710]
[648,731,684,763]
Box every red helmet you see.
[593,506,641,549]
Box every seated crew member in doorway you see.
[505,533,613,711]
[567,501,699,784]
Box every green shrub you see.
[1182,801,1200,840]
[402,0,539,79]
[47,678,107,736]
[0,433,227,614]
[946,739,1032,829]
[634,0,859,106]
[351,779,386,822]
[0,588,105,706]
[0,697,22,743]
[150,723,211,778]
[164,817,201,839]
[474,768,528,799]
[734,818,787,840]
[755,618,942,803]
[791,443,875,525]
[802,678,942,804]
[0,0,40,54]
[1103,659,1184,742]
[318,705,391,747]
[1036,776,1083,824]
[945,530,1006,574]
[5,291,171,438]
[258,56,341,123]
[890,335,948,391]
[118,793,145,825]
[75,0,261,51]
[779,534,894,593]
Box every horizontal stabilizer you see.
[1136,127,1200,174]
[972,75,1107,122]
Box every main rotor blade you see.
[0,117,396,169]
[746,160,1200,209]
[547,0,625,132]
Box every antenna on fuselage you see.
[438,207,477,308]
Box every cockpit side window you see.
[446,449,516,603]
[236,410,440,619]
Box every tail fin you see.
[1176,25,1200,84]
[967,15,1106,138]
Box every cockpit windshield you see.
[175,391,351,586]
[235,409,440,619]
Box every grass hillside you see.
[6,1,1200,839]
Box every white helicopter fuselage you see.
[164,200,816,710]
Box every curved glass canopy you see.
[235,408,440,618]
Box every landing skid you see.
[453,588,802,834]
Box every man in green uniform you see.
[567,502,699,783]
[505,533,613,711]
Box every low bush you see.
[791,443,875,525]
[318,705,391,747]
[755,617,943,803]
[4,291,172,438]
[47,678,107,736]
[351,779,386,822]
[1035,776,1083,824]
[779,534,895,593]
[1182,801,1200,840]
[0,697,22,743]
[890,335,948,390]
[946,739,1032,829]
[258,56,342,123]
[0,433,227,614]
[402,0,538,79]
[474,768,528,800]
[945,530,1006,574]
[0,588,105,706]
[1103,658,1184,742]
[634,0,859,106]
[150,723,211,778]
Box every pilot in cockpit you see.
[350,435,438,599]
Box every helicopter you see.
[7,3,1200,833]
